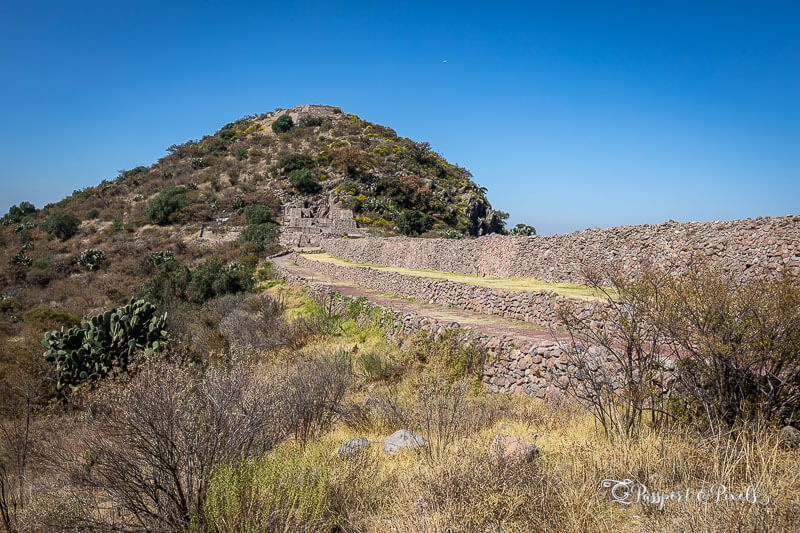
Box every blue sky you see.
[0,1,797,235]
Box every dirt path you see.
[274,255,568,345]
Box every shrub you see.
[243,204,273,225]
[218,127,236,140]
[40,212,79,240]
[190,157,207,169]
[84,208,99,220]
[186,258,254,303]
[146,186,186,224]
[341,196,362,213]
[238,223,279,250]
[396,209,434,236]
[282,352,352,444]
[299,115,323,128]
[42,299,168,392]
[278,152,314,172]
[23,305,80,331]
[271,115,294,133]
[69,356,284,531]
[232,194,244,210]
[440,229,465,239]
[357,351,399,383]
[205,138,228,155]
[148,250,174,267]
[651,264,800,430]
[289,169,320,194]
[136,260,192,305]
[30,257,52,270]
[203,448,337,532]
[1,202,36,226]
[231,146,248,160]
[508,223,536,236]
[77,248,105,271]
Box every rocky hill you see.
[0,104,507,399]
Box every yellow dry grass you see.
[300,252,604,301]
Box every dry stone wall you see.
[277,258,593,398]
[293,255,609,332]
[320,215,800,283]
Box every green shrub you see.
[239,223,279,249]
[271,115,294,133]
[1,201,36,225]
[243,204,273,225]
[278,153,314,172]
[203,448,336,532]
[205,138,228,155]
[190,157,207,169]
[289,169,320,194]
[232,194,244,210]
[396,209,434,236]
[440,229,465,239]
[85,208,100,220]
[218,127,236,140]
[30,257,52,270]
[40,212,80,240]
[341,195,362,213]
[357,351,400,382]
[232,146,248,160]
[146,186,187,224]
[78,248,105,271]
[136,260,192,305]
[508,223,536,236]
[23,304,80,330]
[186,258,254,303]
[299,115,322,128]
[42,299,168,392]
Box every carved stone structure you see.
[279,199,362,248]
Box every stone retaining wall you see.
[276,260,585,397]
[320,215,800,283]
[294,255,610,332]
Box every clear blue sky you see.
[1,1,797,235]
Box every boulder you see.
[489,434,539,465]
[781,425,800,446]
[383,430,428,455]
[338,437,371,459]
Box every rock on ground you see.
[781,425,800,445]
[338,437,371,459]
[489,434,540,464]
[383,430,428,455]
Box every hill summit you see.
[42,104,505,241]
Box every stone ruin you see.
[279,199,363,248]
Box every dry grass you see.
[300,252,604,300]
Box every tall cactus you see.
[42,298,167,392]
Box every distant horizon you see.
[1,1,798,235]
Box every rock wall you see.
[276,259,594,398]
[320,215,800,283]
[293,255,609,332]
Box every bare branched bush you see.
[649,262,800,431]
[53,355,284,531]
[557,268,672,439]
[279,352,352,445]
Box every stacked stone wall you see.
[276,259,596,398]
[320,215,800,283]
[293,255,609,332]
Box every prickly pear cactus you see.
[42,298,167,392]
[148,250,174,267]
[78,248,105,271]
